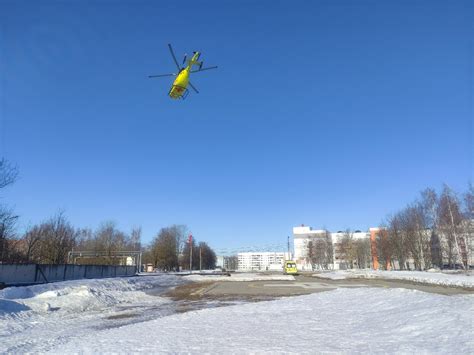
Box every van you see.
[283,260,298,275]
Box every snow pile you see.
[53,287,474,354]
[183,273,295,282]
[0,275,183,316]
[0,275,187,353]
[313,270,474,288]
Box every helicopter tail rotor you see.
[190,65,218,73]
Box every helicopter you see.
[148,44,217,99]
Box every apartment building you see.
[237,252,291,271]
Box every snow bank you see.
[0,275,182,315]
[313,270,474,288]
[0,274,186,353]
[54,287,474,354]
[183,273,295,282]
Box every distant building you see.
[237,252,291,271]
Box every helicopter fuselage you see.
[169,68,190,99]
[168,51,201,99]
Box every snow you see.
[183,272,295,282]
[0,274,186,352]
[1,273,473,353]
[313,270,474,288]
[51,288,473,354]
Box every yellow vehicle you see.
[149,44,217,99]
[283,260,298,275]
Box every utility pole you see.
[189,234,193,274]
[287,236,290,260]
[199,247,202,272]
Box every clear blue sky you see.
[1,0,472,254]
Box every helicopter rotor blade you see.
[190,66,218,73]
[188,81,199,94]
[168,44,181,70]
[148,73,176,78]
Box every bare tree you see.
[0,206,18,262]
[0,158,19,263]
[338,230,354,269]
[463,183,474,268]
[23,225,43,263]
[129,226,142,251]
[226,255,238,271]
[387,213,407,270]
[93,221,130,264]
[418,188,442,268]
[313,239,327,269]
[438,185,465,269]
[324,231,334,269]
[353,238,371,269]
[307,241,315,269]
[26,212,78,264]
[375,228,392,270]
[307,233,333,270]
[0,158,18,190]
[75,228,94,251]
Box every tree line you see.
[306,230,371,270]
[376,184,473,270]
[0,158,216,269]
[304,184,472,271]
[143,225,216,271]
[336,230,372,269]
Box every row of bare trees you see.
[142,225,216,271]
[0,158,216,268]
[5,212,142,265]
[377,184,473,270]
[306,230,371,270]
[337,230,372,269]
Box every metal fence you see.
[0,264,137,286]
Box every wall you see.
[0,264,137,286]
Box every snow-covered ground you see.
[1,273,472,353]
[52,287,473,354]
[0,275,186,352]
[183,272,295,282]
[313,270,474,288]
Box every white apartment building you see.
[237,252,291,271]
[293,225,370,270]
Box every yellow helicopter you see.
[149,44,217,99]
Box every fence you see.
[0,264,137,286]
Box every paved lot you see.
[198,275,473,298]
